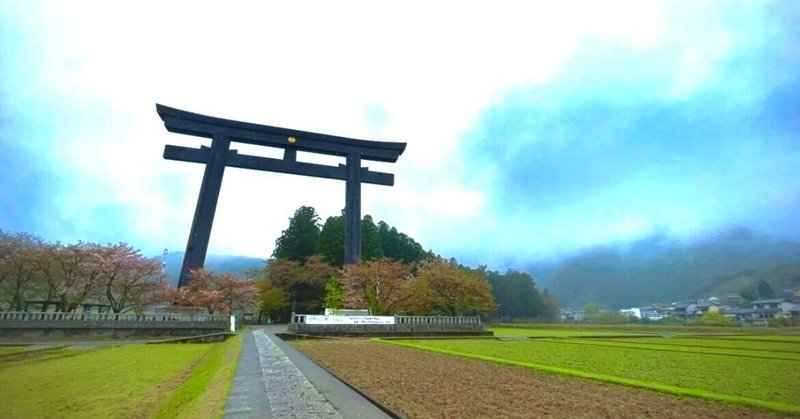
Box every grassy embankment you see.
[384,330,800,414]
[0,335,243,418]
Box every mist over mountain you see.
[158,252,265,287]
[528,228,800,310]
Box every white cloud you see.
[4,0,769,261]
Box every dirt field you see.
[292,339,795,418]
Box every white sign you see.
[304,315,395,325]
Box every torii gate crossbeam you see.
[156,104,406,287]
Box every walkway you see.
[224,326,390,419]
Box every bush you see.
[584,310,630,324]
[768,316,791,327]
[686,312,733,327]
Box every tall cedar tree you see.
[377,221,431,263]
[272,206,321,263]
[486,269,544,319]
[317,213,345,267]
[361,215,384,262]
[317,212,431,267]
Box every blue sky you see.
[1,1,798,269]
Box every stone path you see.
[254,331,341,418]
[224,327,390,418]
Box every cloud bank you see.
[1,1,798,270]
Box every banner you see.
[304,315,395,325]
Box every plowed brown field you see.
[292,339,795,418]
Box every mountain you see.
[157,252,266,286]
[530,228,800,309]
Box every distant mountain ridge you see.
[531,228,800,309]
[157,252,265,286]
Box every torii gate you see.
[156,104,406,287]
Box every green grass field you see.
[385,330,800,413]
[0,336,242,418]
[490,327,653,337]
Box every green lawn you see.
[0,336,243,418]
[384,335,800,413]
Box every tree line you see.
[0,230,258,314]
[256,206,559,322]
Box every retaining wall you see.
[0,312,228,340]
[288,314,491,337]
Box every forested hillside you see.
[161,252,264,287]
[542,228,800,309]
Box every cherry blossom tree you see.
[95,243,163,313]
[157,269,258,315]
[341,259,415,315]
[33,241,106,312]
[266,255,336,313]
[412,258,496,316]
[0,231,46,311]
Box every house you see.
[639,307,664,321]
[619,308,641,319]
[747,299,787,320]
[561,309,585,322]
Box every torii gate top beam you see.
[156,104,406,163]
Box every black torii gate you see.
[156,104,406,287]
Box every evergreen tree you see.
[487,269,544,319]
[378,222,401,259]
[361,215,384,262]
[757,279,776,299]
[318,214,345,267]
[272,206,321,263]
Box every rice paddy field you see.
[383,331,800,414]
[0,335,243,418]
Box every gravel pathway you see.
[225,328,388,419]
[253,330,341,418]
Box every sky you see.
[1,1,798,269]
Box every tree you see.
[266,255,337,314]
[583,302,600,316]
[687,311,733,327]
[757,279,776,299]
[215,273,260,314]
[540,289,560,321]
[740,278,777,302]
[412,258,496,316]
[317,213,345,267]
[95,243,163,313]
[378,222,401,261]
[323,277,344,310]
[272,206,321,262]
[158,269,258,314]
[34,242,105,312]
[340,259,415,315]
[256,279,288,320]
[0,231,45,311]
[318,213,390,266]
[361,215,384,262]
[486,269,544,320]
[377,222,431,264]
